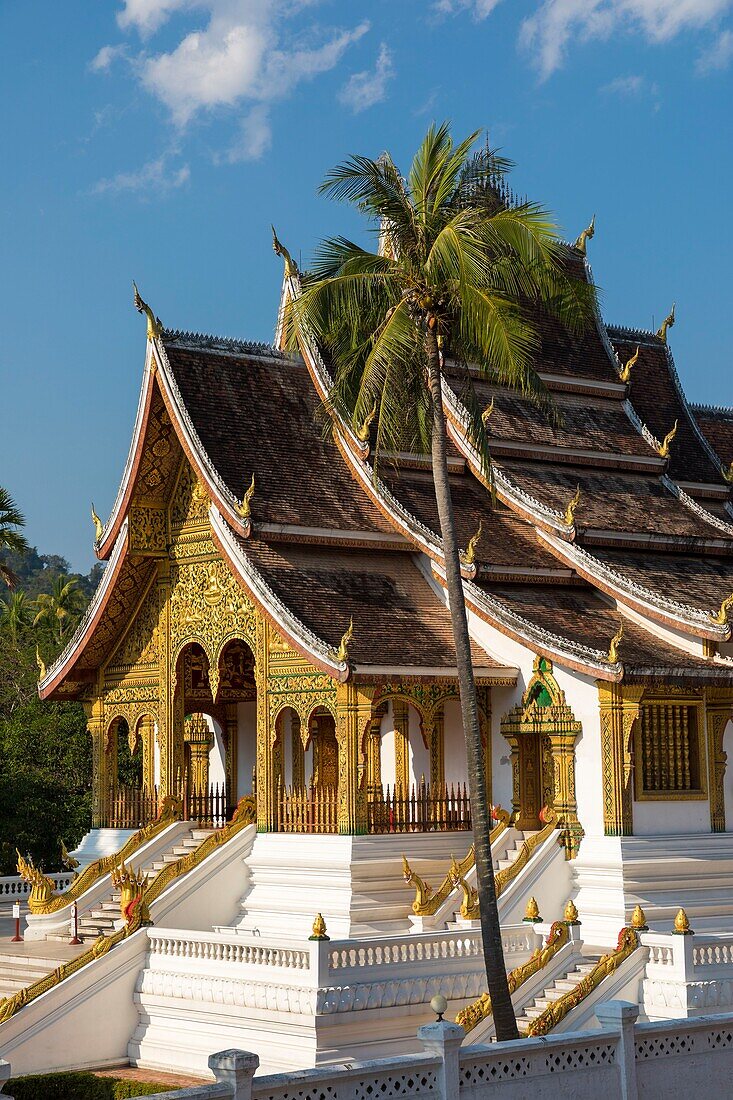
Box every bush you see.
[3,1071,176,1098]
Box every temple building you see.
[5,223,733,1078]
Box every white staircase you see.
[444,830,534,929]
[515,953,602,1032]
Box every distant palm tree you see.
[33,575,84,646]
[289,123,594,1041]
[0,591,32,643]
[0,487,29,588]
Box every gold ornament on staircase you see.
[564,899,580,924]
[309,913,330,941]
[523,896,541,923]
[673,907,693,935]
[630,904,648,931]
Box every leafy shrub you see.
[3,1070,176,1098]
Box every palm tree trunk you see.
[425,328,519,1042]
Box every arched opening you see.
[105,716,153,828]
[724,719,733,832]
[276,706,339,832]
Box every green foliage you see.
[4,1070,178,1098]
[0,499,102,875]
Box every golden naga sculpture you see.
[309,913,330,941]
[16,851,56,912]
[272,226,299,277]
[564,485,581,527]
[631,904,648,931]
[336,617,354,663]
[657,419,678,459]
[112,862,150,925]
[91,503,103,543]
[356,402,377,443]
[673,907,693,935]
[457,920,570,1034]
[402,854,434,912]
[481,398,495,425]
[721,461,733,485]
[132,281,163,341]
[656,302,675,344]
[60,841,80,874]
[463,520,483,566]
[525,926,639,1037]
[35,646,46,682]
[237,474,255,521]
[573,214,595,255]
[607,620,624,664]
[619,345,640,384]
[710,593,733,626]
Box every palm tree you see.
[33,575,84,647]
[288,123,594,1041]
[0,591,32,643]
[0,487,29,588]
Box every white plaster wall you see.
[408,705,430,787]
[237,700,257,796]
[631,797,710,835]
[443,699,468,787]
[153,721,161,789]
[380,703,397,789]
[281,710,294,787]
[208,716,226,793]
[724,719,733,832]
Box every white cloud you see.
[520,0,733,79]
[91,154,191,196]
[601,73,645,94]
[223,104,272,161]
[697,27,733,70]
[90,44,127,72]
[433,0,503,17]
[339,43,394,113]
[99,2,370,128]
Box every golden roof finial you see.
[607,620,624,664]
[673,907,693,935]
[523,896,541,923]
[236,475,255,521]
[721,462,733,485]
[91,503,103,543]
[36,646,46,681]
[574,214,595,255]
[356,402,377,443]
[657,420,678,459]
[656,302,675,344]
[336,617,354,663]
[710,593,733,626]
[630,904,648,931]
[464,520,483,566]
[481,398,495,425]
[564,485,581,527]
[619,346,640,384]
[132,281,163,341]
[272,225,299,278]
[564,899,580,924]
[309,913,330,941]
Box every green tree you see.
[0,590,32,643]
[33,574,84,647]
[0,487,29,588]
[289,124,594,1040]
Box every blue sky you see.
[1,0,732,573]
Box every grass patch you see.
[3,1071,177,1098]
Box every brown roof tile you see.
[693,407,733,468]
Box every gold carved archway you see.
[501,656,583,859]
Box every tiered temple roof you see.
[39,242,733,699]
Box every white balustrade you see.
[0,873,73,903]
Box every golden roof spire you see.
[236,474,255,520]
[607,620,624,664]
[272,226,299,277]
[91,503,103,543]
[132,281,163,341]
[356,402,377,443]
[564,485,581,527]
[336,617,354,663]
[574,214,595,255]
[464,520,483,565]
[656,303,675,344]
[721,462,733,485]
[657,420,678,459]
[710,593,733,626]
[619,345,640,384]
[481,398,495,424]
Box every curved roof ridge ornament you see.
[710,594,733,627]
[132,281,163,341]
[619,346,640,385]
[573,214,595,255]
[657,419,678,459]
[272,226,299,278]
[91,503,103,545]
[563,485,581,529]
[656,302,675,344]
[607,619,624,664]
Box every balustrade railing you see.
[278,783,338,833]
[184,783,230,829]
[368,782,471,834]
[105,784,159,829]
